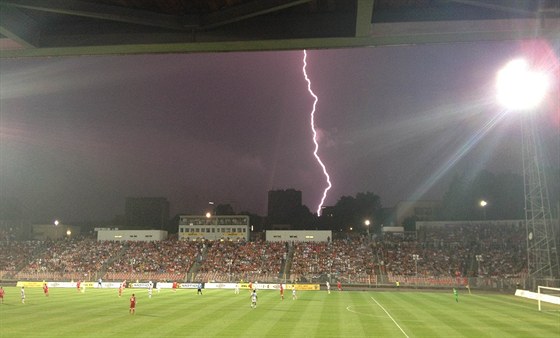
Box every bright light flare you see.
[496,59,550,111]
[302,50,332,216]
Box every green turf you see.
[0,287,558,337]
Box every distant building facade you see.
[125,197,169,229]
[178,215,249,241]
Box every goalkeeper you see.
[453,288,459,303]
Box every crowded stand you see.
[16,237,124,281]
[0,222,528,288]
[0,240,38,279]
[105,238,202,281]
[374,222,527,287]
[197,240,287,282]
[290,239,377,283]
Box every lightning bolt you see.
[302,49,332,216]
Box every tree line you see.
[209,169,560,234]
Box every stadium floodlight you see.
[496,57,558,282]
[480,200,488,220]
[496,59,549,111]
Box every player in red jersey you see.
[129,293,136,314]
[76,280,81,292]
[337,281,342,291]
[279,284,284,300]
[119,280,126,297]
[43,283,49,297]
[0,286,4,303]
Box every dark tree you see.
[329,192,382,233]
[441,170,524,220]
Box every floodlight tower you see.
[496,59,559,285]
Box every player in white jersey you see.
[148,281,153,298]
[250,290,258,309]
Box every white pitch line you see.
[370,296,410,338]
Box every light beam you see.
[302,50,332,216]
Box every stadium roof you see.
[0,0,559,58]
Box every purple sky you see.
[1,40,558,222]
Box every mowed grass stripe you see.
[413,291,490,337]
[464,298,533,337]
[214,290,285,337]
[289,290,323,337]
[2,287,560,337]
[258,289,316,337]
[472,293,559,337]
[3,288,125,337]
[379,292,429,335]
[70,289,179,338]
[369,292,417,337]
[214,290,275,336]
[344,292,379,337]
[467,294,536,337]
[151,290,249,337]
[319,290,342,337]
[414,292,484,337]
[6,288,106,337]
[123,290,205,337]
[469,294,560,336]
[427,292,509,337]
[402,293,447,338]
[245,291,293,337]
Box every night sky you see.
[1,40,558,223]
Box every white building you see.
[266,230,332,242]
[96,229,168,241]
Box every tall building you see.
[125,197,169,229]
[267,189,302,225]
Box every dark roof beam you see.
[447,0,537,17]
[201,0,311,29]
[0,0,199,30]
[355,0,374,37]
[0,5,40,47]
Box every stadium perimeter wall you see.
[6,275,533,292]
[14,281,320,291]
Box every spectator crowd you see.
[0,222,528,283]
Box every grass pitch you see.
[0,286,558,337]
